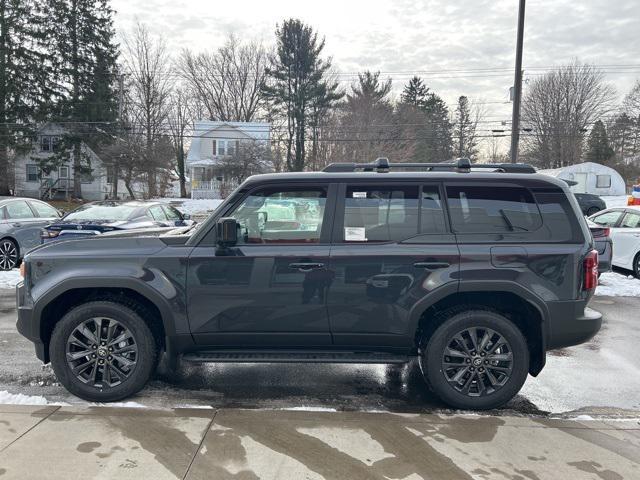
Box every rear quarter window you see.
[446,185,542,234]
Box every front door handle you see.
[289,262,325,272]
[12,223,22,228]
[414,261,450,270]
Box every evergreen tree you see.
[0,0,48,194]
[400,76,428,108]
[399,76,452,162]
[453,96,479,159]
[264,19,341,172]
[43,0,118,198]
[586,120,614,165]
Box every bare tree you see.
[167,88,191,198]
[216,141,271,196]
[123,23,174,197]
[522,61,616,168]
[178,35,268,122]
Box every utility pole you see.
[510,0,526,163]
[113,73,125,199]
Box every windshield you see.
[64,204,139,221]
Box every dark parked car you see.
[41,200,194,243]
[17,159,602,410]
[574,193,606,217]
[0,197,62,270]
[587,219,612,275]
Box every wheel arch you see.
[35,278,177,363]
[410,285,547,376]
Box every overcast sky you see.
[112,0,640,131]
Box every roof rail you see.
[322,157,537,174]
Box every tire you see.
[0,239,19,271]
[586,207,600,217]
[420,308,529,410]
[633,252,640,279]
[50,301,157,402]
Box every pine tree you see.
[400,76,428,108]
[453,96,479,159]
[43,0,118,198]
[423,93,453,161]
[263,19,341,172]
[0,0,49,194]
[586,120,614,165]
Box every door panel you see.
[611,212,640,269]
[4,201,45,252]
[187,184,335,347]
[326,183,459,348]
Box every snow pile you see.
[596,271,640,297]
[157,198,223,216]
[0,390,49,405]
[0,269,21,289]
[602,195,630,209]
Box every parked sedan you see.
[0,197,62,270]
[589,207,640,277]
[41,201,194,244]
[575,193,607,216]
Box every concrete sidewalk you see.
[0,405,638,480]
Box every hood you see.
[26,235,167,259]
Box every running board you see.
[182,350,410,364]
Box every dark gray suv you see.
[16,159,602,410]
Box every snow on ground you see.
[596,271,640,297]
[156,198,223,216]
[0,390,49,405]
[0,269,21,289]
[602,195,630,209]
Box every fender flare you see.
[33,276,178,341]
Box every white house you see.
[13,123,140,201]
[186,121,271,199]
[539,162,626,196]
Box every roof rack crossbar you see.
[322,157,536,174]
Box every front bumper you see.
[546,300,603,350]
[15,283,47,363]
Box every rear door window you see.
[148,206,167,221]
[420,186,447,234]
[342,185,419,242]
[591,210,623,227]
[446,185,542,233]
[5,201,36,219]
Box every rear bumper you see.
[15,283,48,363]
[546,300,602,350]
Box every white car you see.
[589,206,640,277]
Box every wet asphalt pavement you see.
[1,288,638,417]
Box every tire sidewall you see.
[423,310,529,410]
[50,301,156,402]
[0,239,19,271]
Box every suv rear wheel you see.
[421,308,529,410]
[50,301,157,402]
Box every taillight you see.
[591,227,610,238]
[583,250,599,291]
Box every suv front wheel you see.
[50,301,157,402]
[421,309,529,410]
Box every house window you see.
[26,164,39,182]
[596,175,611,188]
[106,166,117,184]
[212,140,217,156]
[40,136,59,152]
[215,139,238,157]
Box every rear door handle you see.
[288,262,325,271]
[414,261,450,270]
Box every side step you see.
[182,350,410,365]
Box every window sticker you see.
[344,226,367,241]
[352,191,368,198]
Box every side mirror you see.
[182,213,191,220]
[57,209,66,217]
[216,217,238,246]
